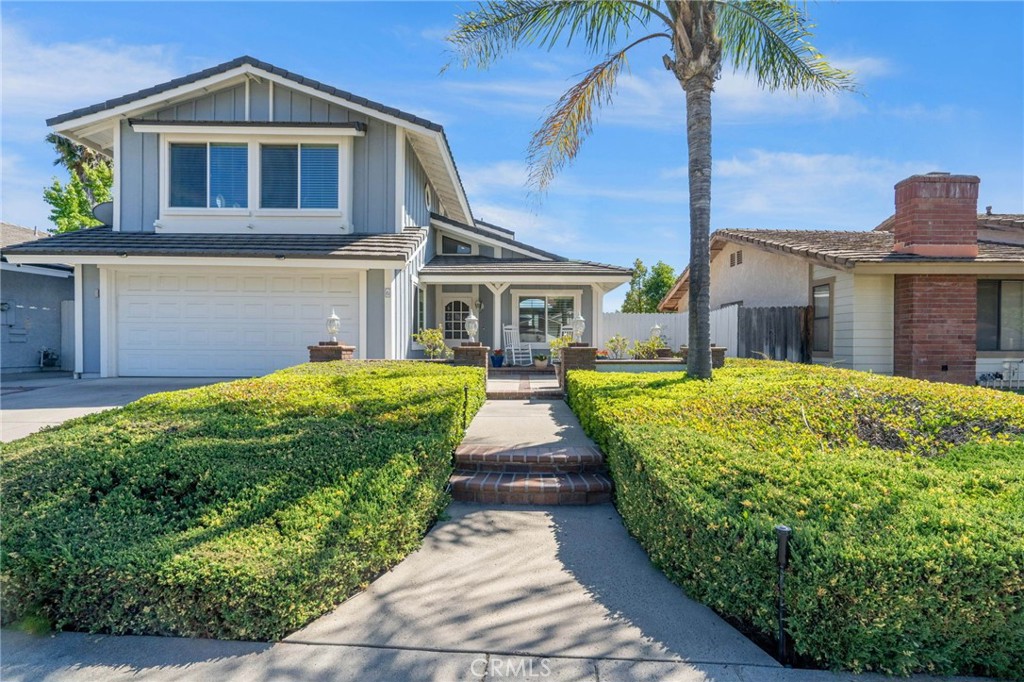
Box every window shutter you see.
[261,145,298,209]
[300,145,339,209]
[169,143,206,208]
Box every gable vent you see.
[729,250,743,267]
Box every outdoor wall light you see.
[326,309,341,343]
[464,310,479,343]
[572,313,586,342]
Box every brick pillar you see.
[453,344,489,369]
[893,275,977,385]
[893,173,980,257]
[559,346,597,387]
[308,342,356,362]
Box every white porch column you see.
[591,283,604,347]
[73,264,84,376]
[485,283,510,349]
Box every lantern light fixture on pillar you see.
[326,309,341,343]
[465,310,479,343]
[572,313,586,343]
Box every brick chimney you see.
[892,172,980,257]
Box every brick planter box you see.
[308,342,356,362]
[677,346,727,369]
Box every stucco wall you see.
[0,269,74,371]
[705,245,809,311]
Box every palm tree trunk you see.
[684,80,713,379]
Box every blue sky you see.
[2,1,1022,309]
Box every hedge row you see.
[2,361,485,640]
[568,360,1024,678]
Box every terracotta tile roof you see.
[718,229,1024,268]
[421,256,631,277]
[2,226,427,261]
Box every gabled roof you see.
[2,226,426,262]
[48,55,444,130]
[430,213,563,261]
[420,256,631,278]
[47,55,473,225]
[658,227,1024,311]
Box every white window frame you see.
[513,289,582,345]
[159,133,353,222]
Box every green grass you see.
[568,360,1024,678]
[1,361,485,641]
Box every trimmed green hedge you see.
[2,361,485,640]
[568,360,1024,678]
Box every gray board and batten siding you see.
[120,83,402,235]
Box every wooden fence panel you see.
[737,306,811,362]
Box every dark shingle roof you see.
[429,213,565,261]
[421,256,631,277]
[718,229,1024,268]
[48,56,443,130]
[2,226,426,261]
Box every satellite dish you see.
[92,201,114,227]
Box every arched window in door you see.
[444,300,471,341]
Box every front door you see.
[440,296,472,348]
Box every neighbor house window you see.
[169,142,248,208]
[518,295,575,343]
[812,282,833,354]
[260,143,339,209]
[978,280,1024,351]
[441,236,472,255]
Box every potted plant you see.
[491,348,505,368]
[533,354,549,369]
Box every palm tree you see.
[447,0,854,378]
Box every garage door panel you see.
[115,268,359,377]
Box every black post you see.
[775,524,792,665]
[462,385,469,431]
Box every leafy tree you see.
[447,1,853,377]
[622,259,677,312]
[42,134,112,233]
[43,162,112,233]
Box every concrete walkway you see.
[0,376,232,442]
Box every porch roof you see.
[419,256,632,283]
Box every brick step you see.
[449,470,613,505]
[454,445,605,473]
[485,389,564,400]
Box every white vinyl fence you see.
[600,306,739,356]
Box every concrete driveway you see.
[1,375,234,442]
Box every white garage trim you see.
[358,270,368,359]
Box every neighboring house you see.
[659,173,1024,385]
[4,56,631,378]
[1,223,75,373]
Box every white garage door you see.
[115,267,359,377]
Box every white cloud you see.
[709,150,933,228]
[1,23,183,116]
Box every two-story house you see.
[4,57,631,377]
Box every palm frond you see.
[446,0,657,70]
[716,0,855,93]
[527,32,670,190]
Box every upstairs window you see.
[260,143,339,209]
[978,280,1024,351]
[441,236,473,255]
[169,142,248,208]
